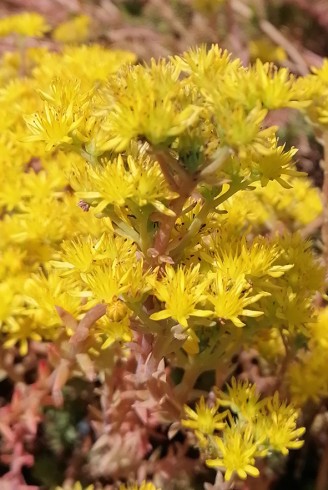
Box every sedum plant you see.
[0,9,327,490]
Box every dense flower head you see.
[182,379,304,481]
[181,396,227,439]
[74,151,179,217]
[0,26,325,488]
[0,12,50,38]
[287,308,328,405]
[52,15,91,44]
[249,38,287,63]
[149,264,211,328]
[295,59,328,128]
[206,426,260,481]
[100,60,202,152]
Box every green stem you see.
[129,303,162,334]
[126,201,153,254]
[114,219,141,245]
[174,359,202,403]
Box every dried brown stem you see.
[300,216,323,239]
[225,0,243,58]
[259,19,308,75]
[231,0,309,75]
[147,0,194,45]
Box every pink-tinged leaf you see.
[76,353,96,381]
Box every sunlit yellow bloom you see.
[253,144,300,188]
[295,60,328,127]
[149,264,211,327]
[95,312,132,350]
[258,393,305,455]
[273,233,325,293]
[182,396,227,437]
[0,13,49,38]
[53,15,91,44]
[250,60,301,110]
[287,307,328,404]
[217,105,267,149]
[249,38,287,63]
[175,44,241,92]
[24,102,84,151]
[76,153,179,216]
[202,233,292,280]
[206,425,260,481]
[52,234,135,275]
[0,282,21,324]
[288,353,328,405]
[3,317,42,356]
[81,262,131,304]
[217,378,265,422]
[102,60,202,151]
[207,274,269,327]
[24,271,82,328]
[254,176,322,227]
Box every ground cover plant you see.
[0,1,328,489]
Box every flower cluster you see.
[0,7,326,489]
[182,379,305,481]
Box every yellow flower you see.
[56,483,94,490]
[251,60,301,110]
[102,60,202,151]
[3,316,42,356]
[217,105,268,149]
[52,234,135,275]
[249,38,287,63]
[0,13,49,38]
[149,264,212,327]
[175,44,240,92]
[206,425,260,481]
[52,235,96,274]
[182,396,227,440]
[59,45,136,83]
[202,233,292,281]
[119,482,160,490]
[92,297,133,349]
[217,378,265,422]
[258,393,305,455]
[81,262,131,304]
[207,274,269,327]
[254,176,322,226]
[24,271,82,329]
[288,353,328,405]
[295,61,328,127]
[274,233,325,294]
[76,152,179,216]
[53,15,91,44]
[0,281,21,324]
[24,102,84,151]
[252,144,300,188]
